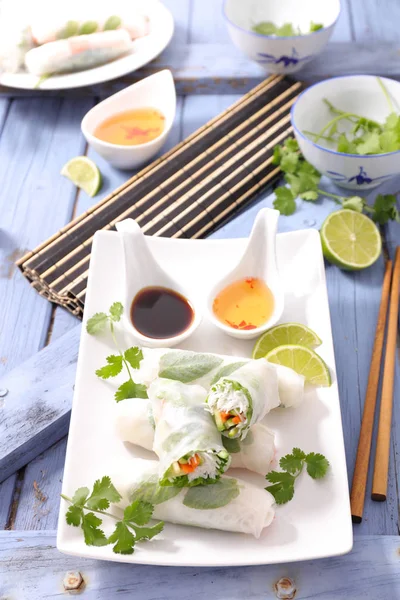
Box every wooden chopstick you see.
[372,246,400,502]
[350,259,393,522]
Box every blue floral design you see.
[257,47,312,67]
[327,166,396,185]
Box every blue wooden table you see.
[0,1,399,598]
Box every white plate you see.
[0,1,173,91]
[57,228,353,566]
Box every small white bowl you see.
[81,69,176,170]
[223,0,340,74]
[291,75,400,190]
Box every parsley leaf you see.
[124,347,144,369]
[273,186,296,216]
[86,312,108,335]
[279,448,306,474]
[305,453,330,479]
[81,512,108,546]
[86,476,122,510]
[95,355,123,379]
[109,301,123,322]
[115,380,148,402]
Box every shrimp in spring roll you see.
[111,458,275,538]
[148,379,230,487]
[206,359,280,440]
[114,399,275,476]
[24,29,132,76]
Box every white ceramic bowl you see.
[81,69,176,169]
[223,0,340,74]
[291,75,400,190]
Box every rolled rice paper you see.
[206,359,279,440]
[148,379,230,487]
[136,348,304,409]
[114,399,275,476]
[111,458,275,538]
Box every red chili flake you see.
[121,125,159,139]
[226,319,257,330]
[245,277,255,289]
[226,319,239,329]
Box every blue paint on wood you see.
[1,532,400,599]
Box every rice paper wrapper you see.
[114,398,154,451]
[228,423,275,475]
[112,457,275,538]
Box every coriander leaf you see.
[124,500,154,526]
[305,452,330,479]
[252,21,277,35]
[372,194,400,224]
[280,151,299,173]
[379,130,399,153]
[384,112,399,130]
[124,347,144,370]
[115,380,148,402]
[272,144,282,165]
[134,521,164,541]
[81,512,108,546]
[86,312,108,335]
[109,521,135,554]
[109,301,123,322]
[277,22,297,36]
[66,504,83,526]
[342,196,364,213]
[310,21,323,32]
[337,133,357,154]
[300,190,319,201]
[265,481,295,505]
[86,476,122,510]
[279,448,306,474]
[71,486,90,506]
[266,470,295,485]
[273,186,296,216]
[95,355,123,379]
[356,131,381,155]
[285,138,299,152]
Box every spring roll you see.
[24,29,132,76]
[136,348,304,409]
[148,379,230,487]
[115,399,275,476]
[111,458,275,538]
[206,359,279,440]
[31,13,150,45]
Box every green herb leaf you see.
[109,302,123,322]
[103,15,122,30]
[210,361,247,385]
[159,350,223,383]
[124,500,154,526]
[252,21,277,35]
[337,133,357,154]
[279,448,306,474]
[276,23,297,36]
[280,152,299,173]
[372,194,400,224]
[57,20,80,39]
[266,470,296,485]
[300,190,319,201]
[342,196,364,213]
[115,380,148,402]
[66,504,83,526]
[71,487,90,506]
[95,355,123,379]
[222,436,242,454]
[129,475,181,505]
[266,481,295,505]
[183,478,240,509]
[86,312,109,335]
[356,131,381,155]
[124,347,144,369]
[273,186,296,216]
[79,20,98,35]
[109,521,135,554]
[305,453,330,479]
[134,521,164,541]
[310,21,323,32]
[379,130,399,153]
[86,476,122,510]
[81,512,108,546]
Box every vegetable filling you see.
[163,449,230,487]
[207,380,252,439]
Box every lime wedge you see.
[61,156,102,197]
[266,344,331,386]
[252,322,322,359]
[320,209,381,270]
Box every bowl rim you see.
[290,74,400,159]
[222,0,341,40]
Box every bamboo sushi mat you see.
[17,75,304,318]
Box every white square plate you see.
[57,228,353,566]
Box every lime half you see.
[266,344,331,387]
[252,323,322,359]
[61,156,102,197]
[320,209,381,270]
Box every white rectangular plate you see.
[57,228,353,566]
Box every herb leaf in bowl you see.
[252,20,323,36]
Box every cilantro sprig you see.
[62,476,164,554]
[86,302,148,402]
[265,448,329,505]
[272,137,400,224]
[252,20,323,36]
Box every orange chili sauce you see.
[212,277,274,330]
[94,108,165,146]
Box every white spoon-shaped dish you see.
[81,69,176,169]
[116,218,202,348]
[207,208,284,340]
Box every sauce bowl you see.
[81,69,176,169]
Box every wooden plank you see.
[1,42,400,98]
[348,0,400,41]
[1,532,400,599]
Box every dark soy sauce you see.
[131,286,194,339]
